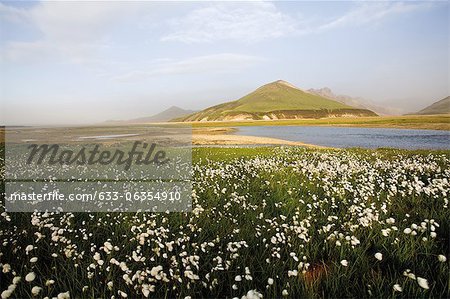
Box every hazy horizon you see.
[1,1,449,125]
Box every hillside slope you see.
[179,80,376,121]
[413,96,450,115]
[130,106,197,122]
[308,87,400,116]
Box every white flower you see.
[45,280,55,286]
[243,290,263,299]
[282,289,289,296]
[350,236,360,246]
[393,284,403,292]
[1,290,12,299]
[30,257,38,263]
[267,278,274,285]
[403,269,416,280]
[118,290,127,298]
[340,260,348,267]
[25,245,34,253]
[288,270,298,277]
[235,275,242,282]
[403,228,412,234]
[25,272,36,282]
[104,241,113,252]
[184,270,199,280]
[417,277,429,290]
[31,286,42,296]
[57,291,70,299]
[1,283,18,299]
[407,273,416,280]
[374,252,383,261]
[150,265,163,277]
[12,277,21,284]
[142,284,154,297]
[2,264,11,273]
[438,255,447,262]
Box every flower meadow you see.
[0,147,449,298]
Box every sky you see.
[0,0,448,125]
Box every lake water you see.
[234,126,450,149]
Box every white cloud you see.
[161,2,298,43]
[29,2,139,43]
[113,53,263,82]
[162,1,433,44]
[0,41,53,63]
[317,2,431,32]
[0,1,434,67]
[0,2,29,23]
[0,2,150,64]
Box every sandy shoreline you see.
[191,127,328,148]
[192,133,328,148]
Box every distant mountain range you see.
[307,87,400,116]
[410,96,450,115]
[129,106,197,123]
[105,81,445,124]
[105,106,197,124]
[177,80,376,122]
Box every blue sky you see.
[0,1,448,125]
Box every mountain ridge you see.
[411,96,450,115]
[177,80,377,122]
[104,106,197,124]
[130,106,197,123]
[307,87,400,116]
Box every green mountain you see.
[413,96,450,115]
[178,80,376,121]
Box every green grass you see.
[1,146,449,298]
[192,146,275,162]
[187,114,450,131]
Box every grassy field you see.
[185,114,450,131]
[1,146,449,298]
